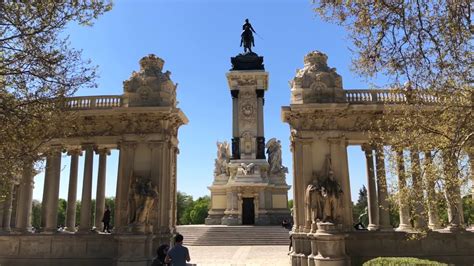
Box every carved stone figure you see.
[304,156,343,224]
[291,51,345,104]
[266,138,288,175]
[214,141,230,176]
[320,170,342,223]
[123,54,177,107]
[238,163,255,176]
[128,176,159,225]
[305,177,323,226]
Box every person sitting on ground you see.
[152,244,170,266]
[165,233,191,266]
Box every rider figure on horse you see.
[241,19,256,53]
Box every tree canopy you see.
[0,1,112,197]
[314,0,473,228]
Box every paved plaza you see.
[186,245,290,266]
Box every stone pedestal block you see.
[313,223,348,266]
[221,214,240,225]
[115,235,153,266]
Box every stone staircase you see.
[176,225,291,246]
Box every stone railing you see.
[344,89,440,104]
[65,95,123,110]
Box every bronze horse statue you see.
[240,19,256,53]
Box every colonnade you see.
[360,144,469,231]
[0,145,112,233]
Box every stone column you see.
[301,140,313,232]
[394,149,412,231]
[41,146,62,233]
[424,151,441,230]
[150,142,162,232]
[290,136,302,232]
[231,90,240,159]
[329,138,352,230]
[442,152,463,231]
[65,149,81,232]
[410,151,427,229]
[159,141,171,233]
[2,183,15,232]
[374,145,391,230]
[256,90,265,159]
[14,162,35,232]
[94,147,110,231]
[362,144,379,231]
[114,142,136,233]
[79,144,94,233]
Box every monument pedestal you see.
[312,223,348,266]
[115,235,154,266]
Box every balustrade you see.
[65,95,122,110]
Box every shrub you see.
[363,257,447,266]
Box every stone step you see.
[176,225,291,246]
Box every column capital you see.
[67,148,83,156]
[230,90,239,98]
[361,143,374,154]
[95,147,111,156]
[81,143,95,150]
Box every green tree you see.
[352,186,368,225]
[0,1,112,197]
[57,198,67,227]
[177,191,194,225]
[314,1,473,228]
[288,199,294,209]
[189,196,210,224]
[31,199,41,230]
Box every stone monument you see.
[206,23,290,225]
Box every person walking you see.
[165,233,190,266]
[152,244,170,266]
[102,205,111,233]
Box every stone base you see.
[221,214,241,225]
[230,52,264,70]
[116,235,154,266]
[205,215,224,225]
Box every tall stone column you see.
[160,141,171,233]
[394,149,412,231]
[290,137,302,232]
[150,142,162,232]
[231,90,240,159]
[424,151,441,230]
[410,151,427,229]
[256,89,265,159]
[41,146,62,233]
[65,149,81,232]
[2,183,15,232]
[94,147,110,231]
[301,140,313,232]
[374,145,391,230]
[79,144,94,233]
[442,152,463,231]
[362,144,379,231]
[114,141,136,233]
[14,162,35,232]
[329,137,352,230]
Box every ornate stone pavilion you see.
[282,51,474,265]
[0,55,188,266]
[206,53,291,225]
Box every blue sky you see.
[33,0,375,203]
